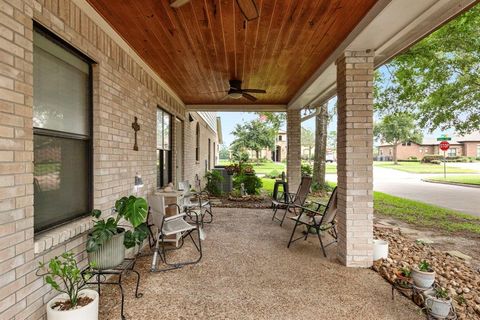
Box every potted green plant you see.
[87,195,148,270]
[411,260,435,289]
[394,267,412,291]
[38,252,98,320]
[424,287,452,318]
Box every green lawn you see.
[425,175,480,186]
[374,191,480,235]
[374,161,478,174]
[218,159,336,176]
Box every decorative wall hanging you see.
[132,116,140,151]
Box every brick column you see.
[336,50,374,268]
[287,109,301,191]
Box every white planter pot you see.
[47,289,99,320]
[424,289,452,319]
[88,231,125,270]
[411,268,435,289]
[373,239,389,260]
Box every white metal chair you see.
[178,180,213,226]
[148,194,202,272]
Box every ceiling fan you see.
[170,0,259,21]
[223,79,266,102]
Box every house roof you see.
[456,132,480,142]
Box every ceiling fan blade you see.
[243,89,266,94]
[242,92,257,102]
[170,0,191,8]
[220,95,231,101]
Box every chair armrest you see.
[164,213,186,221]
[292,204,322,216]
[310,201,327,208]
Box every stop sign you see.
[439,141,450,151]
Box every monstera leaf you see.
[124,196,148,228]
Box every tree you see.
[327,130,337,153]
[312,103,329,190]
[219,144,230,160]
[231,120,276,162]
[375,5,480,134]
[374,113,423,164]
[301,127,315,160]
[254,112,286,131]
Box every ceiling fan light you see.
[229,92,243,99]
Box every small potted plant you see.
[395,267,412,286]
[87,195,148,270]
[411,260,435,289]
[424,287,452,318]
[38,252,98,320]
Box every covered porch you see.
[0,0,477,319]
[98,208,422,320]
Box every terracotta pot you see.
[47,289,99,320]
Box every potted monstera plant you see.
[38,252,98,320]
[86,195,148,269]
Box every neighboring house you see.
[245,130,336,162]
[377,133,480,160]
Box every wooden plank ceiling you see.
[86,0,377,105]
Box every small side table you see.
[82,258,143,320]
[272,180,289,204]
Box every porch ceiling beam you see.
[185,104,287,112]
[288,0,478,110]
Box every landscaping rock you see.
[446,250,473,261]
[374,227,480,320]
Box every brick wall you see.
[336,50,374,268]
[183,113,217,186]
[462,142,480,158]
[0,1,216,319]
[286,109,301,191]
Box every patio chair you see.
[148,194,202,272]
[178,180,213,226]
[287,187,338,257]
[272,176,312,226]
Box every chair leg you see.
[287,221,300,248]
[162,229,202,267]
[279,205,290,226]
[272,205,278,221]
[316,227,327,258]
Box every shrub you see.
[233,173,262,195]
[232,151,249,163]
[408,156,418,160]
[301,163,313,176]
[205,170,223,196]
[398,159,420,163]
[430,160,442,165]
[422,154,444,163]
[268,169,281,179]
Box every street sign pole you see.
[444,150,446,179]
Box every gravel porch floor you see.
[99,208,423,320]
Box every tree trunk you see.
[393,141,398,165]
[256,150,260,164]
[312,103,328,190]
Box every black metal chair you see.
[272,176,312,226]
[148,194,202,272]
[287,187,338,257]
